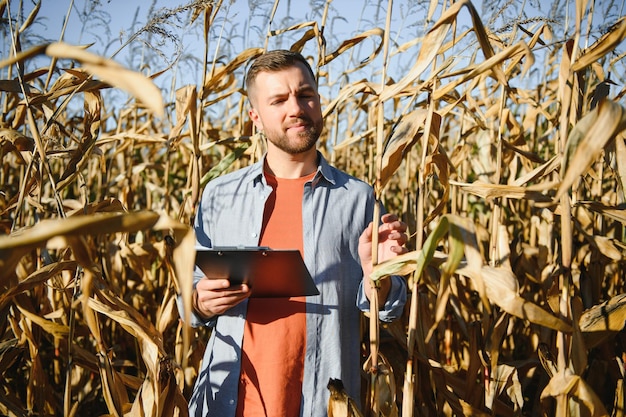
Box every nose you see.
[286,95,305,117]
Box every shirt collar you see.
[248,151,337,187]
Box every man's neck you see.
[264,148,318,179]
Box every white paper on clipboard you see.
[195,247,319,298]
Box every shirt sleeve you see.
[356,275,407,322]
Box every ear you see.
[249,107,264,131]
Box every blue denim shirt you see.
[186,152,407,417]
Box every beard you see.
[264,117,322,155]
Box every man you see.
[186,50,407,417]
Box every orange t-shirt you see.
[236,172,314,417]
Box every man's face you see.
[248,63,323,155]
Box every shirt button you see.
[229,399,235,405]
[251,233,257,238]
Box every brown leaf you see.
[202,47,265,99]
[45,42,164,117]
[579,200,626,226]
[15,303,69,338]
[450,180,553,202]
[572,18,626,72]
[0,260,79,310]
[378,110,442,193]
[557,99,626,200]
[323,28,384,66]
[0,128,35,151]
[0,212,160,285]
[541,371,609,416]
[580,294,626,348]
[458,265,573,333]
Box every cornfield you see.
[1,0,626,416]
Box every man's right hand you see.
[193,278,251,319]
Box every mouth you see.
[286,118,311,130]
[287,124,309,132]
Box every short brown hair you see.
[245,50,317,101]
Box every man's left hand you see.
[358,213,408,303]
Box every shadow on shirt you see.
[245,298,334,324]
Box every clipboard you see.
[195,247,319,298]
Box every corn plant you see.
[1,0,625,416]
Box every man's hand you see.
[358,213,408,304]
[193,278,251,319]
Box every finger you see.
[196,278,231,291]
[229,283,251,294]
[391,245,409,254]
[197,285,250,315]
[381,213,399,223]
[213,283,251,296]
[359,222,374,242]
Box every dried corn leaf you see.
[0,128,35,151]
[18,0,41,33]
[457,265,573,333]
[156,289,178,334]
[0,211,159,252]
[0,260,77,311]
[425,241,465,342]
[372,215,491,338]
[557,99,626,200]
[378,109,441,192]
[290,28,318,54]
[202,47,264,99]
[57,90,101,190]
[433,41,531,101]
[579,201,626,225]
[323,28,384,66]
[0,43,48,70]
[45,42,164,117]
[170,84,197,143]
[15,304,69,338]
[0,381,25,417]
[572,17,626,72]
[587,235,622,261]
[487,364,524,412]
[511,154,561,187]
[423,152,452,226]
[0,211,160,283]
[323,80,379,119]
[450,180,553,202]
[0,338,20,372]
[88,297,162,371]
[579,294,626,349]
[541,371,609,416]
[96,346,130,416]
[127,358,189,417]
[152,213,196,369]
[614,380,625,417]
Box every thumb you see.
[359,222,374,243]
